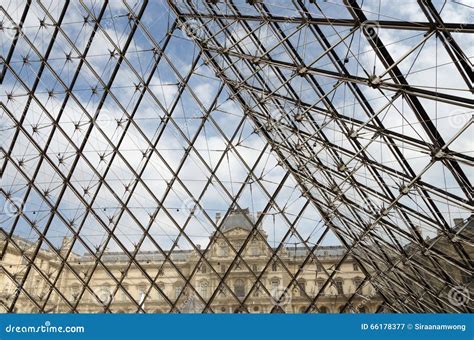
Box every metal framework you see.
[1,0,472,314]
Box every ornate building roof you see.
[219,208,256,233]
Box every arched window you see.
[358,306,366,313]
[297,279,306,296]
[319,306,328,313]
[335,279,344,295]
[339,305,346,313]
[234,279,246,298]
[317,280,325,296]
[271,278,280,291]
[353,277,363,292]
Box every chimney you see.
[60,236,73,257]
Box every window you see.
[199,281,208,299]
[353,277,362,289]
[234,279,246,298]
[353,263,359,271]
[297,279,306,296]
[121,284,129,301]
[253,285,260,297]
[137,283,147,302]
[358,306,366,313]
[271,262,278,272]
[201,264,207,274]
[157,282,165,301]
[317,281,325,296]
[71,284,80,301]
[251,241,259,256]
[218,242,228,257]
[339,305,346,313]
[271,278,279,291]
[319,306,328,313]
[252,264,258,272]
[316,263,323,272]
[335,280,344,295]
[220,264,226,273]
